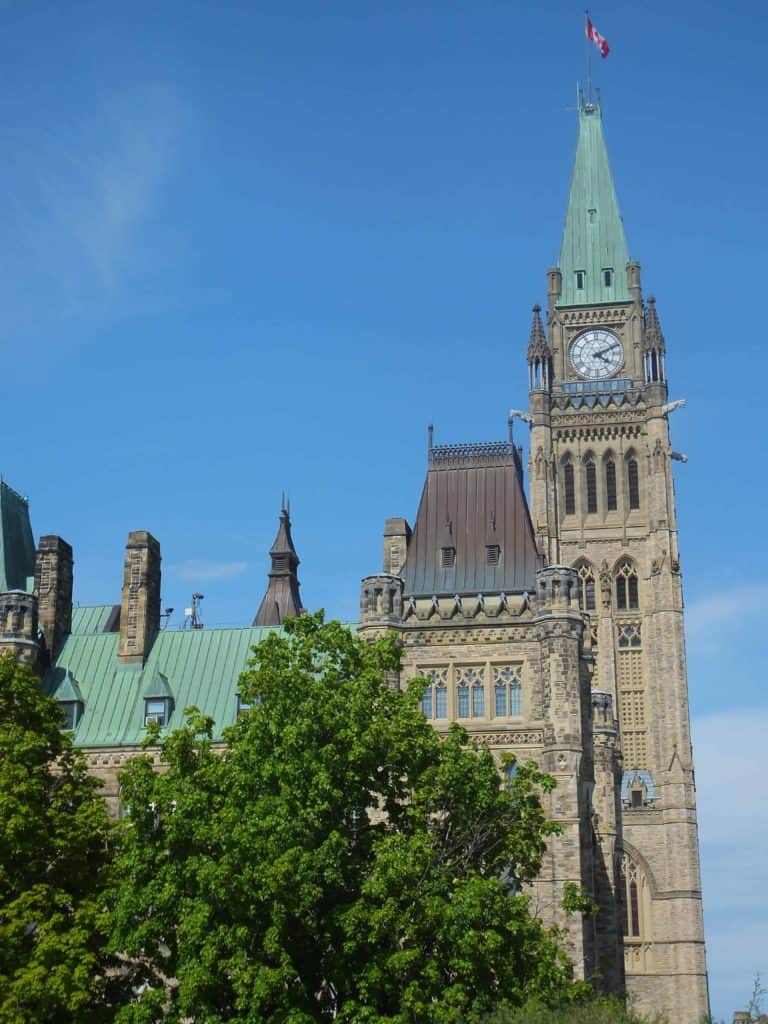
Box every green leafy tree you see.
[0,654,117,1023]
[484,995,668,1024]
[112,614,586,1023]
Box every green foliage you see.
[0,655,117,1023]
[562,882,599,918]
[484,994,668,1024]
[112,613,583,1022]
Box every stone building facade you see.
[0,93,708,1022]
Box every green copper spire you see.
[557,95,630,307]
[0,480,35,593]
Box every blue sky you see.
[1,1,766,1017]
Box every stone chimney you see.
[118,531,161,665]
[34,535,73,664]
[382,517,411,576]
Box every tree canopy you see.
[0,654,116,1023]
[111,614,585,1023]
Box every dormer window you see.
[440,546,455,568]
[575,270,586,290]
[237,693,260,717]
[144,697,171,728]
[602,268,613,287]
[58,700,83,731]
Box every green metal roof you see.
[42,625,281,747]
[71,605,117,635]
[557,98,630,307]
[0,480,35,593]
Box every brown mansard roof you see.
[401,441,541,598]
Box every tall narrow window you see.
[420,686,433,718]
[605,459,617,511]
[627,459,640,510]
[603,268,613,287]
[493,665,522,717]
[420,668,448,721]
[564,461,575,515]
[575,562,596,611]
[456,666,484,718]
[616,561,640,611]
[618,851,651,950]
[585,459,598,514]
[457,683,469,718]
[576,270,585,290]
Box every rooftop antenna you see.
[184,592,205,630]
[428,423,434,450]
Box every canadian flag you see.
[586,16,610,59]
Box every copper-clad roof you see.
[402,441,541,598]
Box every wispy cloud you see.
[29,84,187,295]
[169,560,249,583]
[685,585,768,652]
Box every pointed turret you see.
[557,94,630,307]
[253,502,304,627]
[0,480,36,593]
[527,304,551,392]
[527,304,548,359]
[642,295,666,384]
[643,295,665,353]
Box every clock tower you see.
[527,94,709,1022]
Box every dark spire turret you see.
[527,305,551,392]
[643,296,666,353]
[642,295,666,384]
[253,501,303,627]
[527,304,547,357]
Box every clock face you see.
[570,329,624,379]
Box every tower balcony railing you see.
[557,377,634,395]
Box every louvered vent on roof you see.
[440,547,456,569]
[486,544,500,566]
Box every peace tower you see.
[527,92,708,1018]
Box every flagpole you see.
[584,10,592,102]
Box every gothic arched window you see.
[585,457,598,514]
[493,665,522,717]
[615,560,639,611]
[627,457,640,510]
[563,458,575,516]
[420,668,448,721]
[574,561,596,612]
[618,852,649,939]
[605,457,617,512]
[456,666,484,718]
